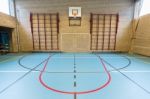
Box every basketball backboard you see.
[69,7,81,18]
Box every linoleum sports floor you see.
[0,53,150,99]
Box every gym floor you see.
[0,53,150,99]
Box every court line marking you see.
[0,54,54,94]
[47,57,144,58]
[1,70,150,73]
[39,54,111,94]
[73,54,77,99]
[98,54,150,94]
[123,55,150,64]
[18,54,131,73]
[112,71,150,73]
[0,56,21,63]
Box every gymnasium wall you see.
[0,12,18,52]
[0,12,15,28]
[14,0,134,52]
[131,14,150,56]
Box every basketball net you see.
[73,13,77,18]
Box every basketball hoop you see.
[73,13,77,18]
[68,7,81,26]
[69,7,81,18]
[73,13,77,16]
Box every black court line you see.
[0,54,54,94]
[18,53,131,73]
[73,54,77,99]
[74,70,77,73]
[124,54,150,64]
[19,53,131,74]
[96,54,150,95]
[0,57,13,61]
[74,94,77,99]
[92,52,132,71]
[0,54,23,62]
[74,81,77,87]
[74,54,76,66]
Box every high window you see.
[0,0,10,15]
[140,0,150,16]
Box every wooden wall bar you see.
[30,13,59,51]
[90,14,119,51]
[14,0,134,52]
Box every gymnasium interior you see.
[0,0,150,99]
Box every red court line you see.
[39,54,111,94]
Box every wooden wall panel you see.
[61,33,90,52]
[0,12,19,52]
[15,0,134,52]
[0,12,16,28]
[131,14,150,56]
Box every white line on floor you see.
[112,71,150,73]
[0,70,150,73]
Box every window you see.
[0,0,10,15]
[140,0,150,16]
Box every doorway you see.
[0,27,12,52]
